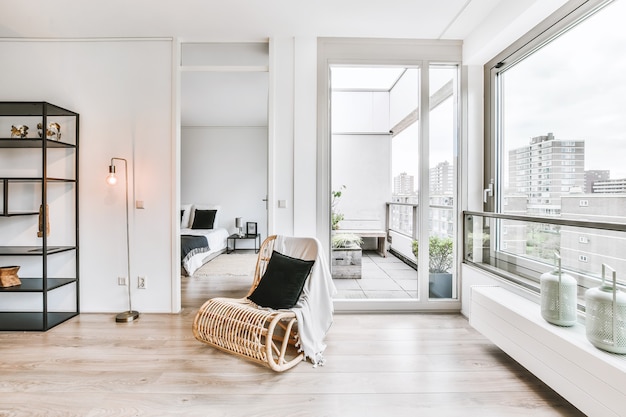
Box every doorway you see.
[179,42,270,305]
[328,62,459,307]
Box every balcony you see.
[333,250,417,299]
[330,201,455,300]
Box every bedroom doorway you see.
[179,42,269,304]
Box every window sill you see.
[470,285,626,417]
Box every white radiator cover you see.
[469,285,626,417]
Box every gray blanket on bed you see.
[181,234,209,263]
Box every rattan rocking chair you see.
[192,235,307,372]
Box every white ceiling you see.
[1,0,504,40]
[0,0,542,127]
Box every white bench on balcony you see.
[335,220,387,257]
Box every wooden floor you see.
[0,268,585,416]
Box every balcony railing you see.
[386,202,418,238]
[386,201,455,266]
[464,211,626,306]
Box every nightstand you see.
[226,233,261,254]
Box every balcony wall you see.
[331,133,391,232]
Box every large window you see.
[483,0,626,299]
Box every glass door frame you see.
[317,38,463,312]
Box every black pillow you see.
[191,209,217,229]
[181,210,184,220]
[248,251,315,309]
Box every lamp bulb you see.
[106,164,117,185]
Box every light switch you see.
[136,200,145,209]
[278,200,287,208]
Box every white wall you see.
[293,37,319,238]
[332,92,390,133]
[181,126,268,241]
[462,0,569,65]
[270,37,321,238]
[0,39,174,313]
[332,133,391,231]
[330,87,391,237]
[269,37,295,236]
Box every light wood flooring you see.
[0,259,585,416]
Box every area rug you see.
[192,252,258,277]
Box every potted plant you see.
[331,185,346,230]
[331,233,363,249]
[412,236,454,297]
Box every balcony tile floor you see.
[333,250,418,299]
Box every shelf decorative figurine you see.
[0,266,21,287]
[540,252,577,326]
[585,264,626,354]
[37,122,61,140]
[10,124,28,138]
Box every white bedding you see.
[181,227,229,276]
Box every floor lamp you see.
[106,157,140,323]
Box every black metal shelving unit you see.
[0,102,79,331]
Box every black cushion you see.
[191,209,217,229]
[181,210,184,220]
[248,251,315,309]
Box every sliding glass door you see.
[326,59,459,309]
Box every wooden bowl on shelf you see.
[0,266,21,287]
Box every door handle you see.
[483,179,494,203]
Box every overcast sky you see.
[503,0,626,178]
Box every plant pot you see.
[429,272,452,298]
[331,244,362,279]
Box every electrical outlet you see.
[118,276,127,286]
[137,276,147,289]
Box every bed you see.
[181,204,229,276]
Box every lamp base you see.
[115,310,140,323]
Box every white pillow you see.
[180,204,192,228]
[190,204,221,229]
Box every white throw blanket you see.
[274,235,337,366]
